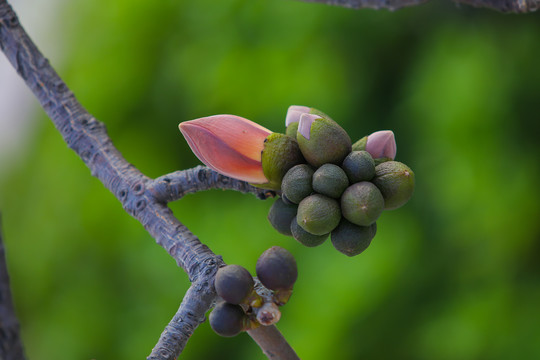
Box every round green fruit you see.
[297,194,341,235]
[312,164,349,199]
[341,182,384,226]
[281,164,314,204]
[290,219,328,247]
[342,151,375,183]
[372,161,415,210]
[331,219,377,257]
[260,133,305,190]
[267,197,298,236]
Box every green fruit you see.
[297,194,341,235]
[209,302,248,337]
[331,220,377,257]
[290,219,328,247]
[215,265,254,305]
[267,198,298,236]
[256,246,298,290]
[342,151,375,183]
[281,164,314,204]
[341,182,384,226]
[297,116,352,167]
[372,161,415,210]
[312,164,349,199]
[260,133,305,190]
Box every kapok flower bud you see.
[179,115,271,184]
[297,113,352,167]
[179,114,304,190]
[352,130,397,160]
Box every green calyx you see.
[258,133,305,191]
[351,136,368,152]
[297,116,352,167]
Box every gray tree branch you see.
[298,0,539,12]
[0,214,27,360]
[0,1,294,359]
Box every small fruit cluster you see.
[209,246,297,337]
[267,107,415,256]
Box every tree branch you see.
[297,0,539,12]
[0,1,297,359]
[0,214,27,360]
[149,166,276,203]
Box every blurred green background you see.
[1,0,540,359]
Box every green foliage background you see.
[1,0,540,359]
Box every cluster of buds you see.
[209,247,297,337]
[179,106,415,257]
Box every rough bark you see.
[299,0,539,12]
[0,215,27,360]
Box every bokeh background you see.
[1,0,540,359]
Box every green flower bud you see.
[215,265,254,305]
[260,133,305,190]
[341,182,384,226]
[312,164,349,199]
[285,121,299,138]
[209,302,249,337]
[342,151,375,183]
[331,219,377,257]
[267,198,298,236]
[351,135,367,152]
[297,114,352,167]
[372,161,415,210]
[281,164,314,204]
[290,218,329,247]
[297,194,341,235]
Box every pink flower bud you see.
[297,113,322,140]
[365,130,397,160]
[285,105,311,127]
[179,115,272,183]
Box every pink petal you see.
[298,113,321,140]
[285,105,311,126]
[179,115,272,183]
[365,130,397,159]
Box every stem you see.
[0,214,27,360]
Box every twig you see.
[298,0,539,12]
[0,1,297,359]
[149,166,276,203]
[0,214,27,360]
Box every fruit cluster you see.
[209,246,297,337]
[267,108,415,257]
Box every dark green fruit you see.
[342,151,375,183]
[256,246,298,290]
[281,164,314,204]
[297,115,352,167]
[215,265,254,305]
[290,219,328,247]
[331,219,377,257]
[372,161,415,210]
[312,164,349,199]
[267,198,298,236]
[209,302,248,337]
[297,194,341,235]
[341,182,384,226]
[260,133,305,190]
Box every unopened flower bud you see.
[297,114,352,167]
